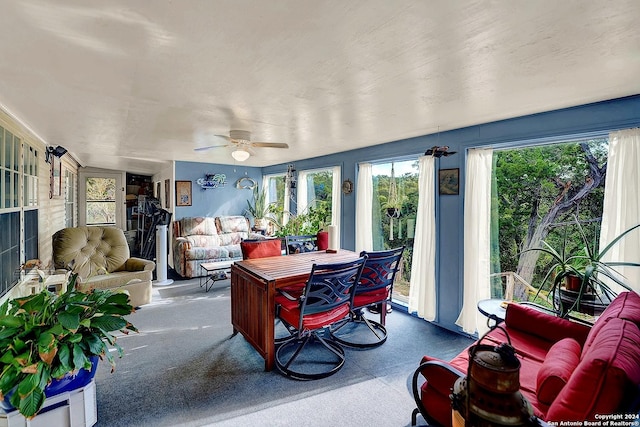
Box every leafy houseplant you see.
[245,187,274,230]
[0,274,137,418]
[524,219,640,316]
[270,200,331,238]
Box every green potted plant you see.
[524,218,640,316]
[0,274,137,418]
[270,200,331,237]
[245,187,274,231]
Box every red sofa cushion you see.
[240,239,282,259]
[583,291,640,354]
[536,338,582,406]
[484,324,553,363]
[546,318,640,422]
[505,303,590,346]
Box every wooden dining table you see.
[230,249,360,371]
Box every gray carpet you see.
[93,277,473,427]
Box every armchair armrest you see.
[277,289,298,301]
[412,359,465,427]
[122,257,156,272]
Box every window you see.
[371,160,419,304]
[0,126,39,297]
[263,173,289,226]
[24,209,38,263]
[0,212,19,297]
[23,144,38,207]
[297,166,339,224]
[491,138,608,302]
[2,128,19,209]
[64,168,77,227]
[85,177,117,226]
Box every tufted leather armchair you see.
[52,226,155,307]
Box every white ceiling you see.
[0,1,639,174]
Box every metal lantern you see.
[451,327,537,426]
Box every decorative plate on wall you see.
[342,179,354,195]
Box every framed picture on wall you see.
[175,180,192,206]
[438,168,459,195]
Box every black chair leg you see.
[275,331,346,380]
[330,309,388,349]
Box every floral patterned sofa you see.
[172,216,264,278]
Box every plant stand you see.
[0,380,97,427]
[554,287,613,317]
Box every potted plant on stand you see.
[0,274,137,419]
[524,218,640,317]
[245,186,274,233]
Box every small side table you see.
[199,261,234,292]
[477,298,509,327]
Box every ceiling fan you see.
[194,130,289,162]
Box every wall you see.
[173,161,262,219]
[41,155,80,265]
[261,95,640,333]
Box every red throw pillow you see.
[241,239,282,259]
[536,338,582,406]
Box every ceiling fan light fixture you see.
[231,147,250,162]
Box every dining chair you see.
[240,238,282,260]
[285,234,318,254]
[330,246,405,348]
[274,256,367,380]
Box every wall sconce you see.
[45,145,68,164]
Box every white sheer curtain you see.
[599,128,640,292]
[331,166,341,245]
[456,148,493,335]
[297,170,309,214]
[355,163,373,253]
[408,156,436,321]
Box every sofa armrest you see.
[175,236,192,250]
[121,257,156,272]
[505,302,591,346]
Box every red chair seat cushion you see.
[536,338,582,406]
[276,294,350,331]
[353,287,389,308]
[546,318,640,422]
[240,239,282,259]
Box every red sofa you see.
[412,291,640,426]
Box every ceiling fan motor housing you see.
[230,130,251,143]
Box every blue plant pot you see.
[1,356,99,412]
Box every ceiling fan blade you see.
[251,142,289,149]
[193,144,229,152]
